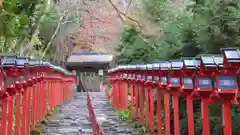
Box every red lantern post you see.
[118,66,125,110]
[136,65,144,123]
[193,55,219,135]
[126,65,137,120]
[181,58,200,135]
[15,56,29,135]
[167,60,184,135]
[115,67,122,110]
[108,69,115,106]
[1,54,18,135]
[144,64,155,132]
[216,48,240,135]
[121,67,128,110]
[159,61,171,135]
[152,62,163,135]
[139,65,148,127]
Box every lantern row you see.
[108,48,240,102]
[0,53,74,75]
[0,53,76,135]
[0,53,76,98]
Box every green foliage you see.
[0,0,81,59]
[117,110,131,121]
[0,0,46,52]
[116,0,240,64]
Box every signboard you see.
[219,76,235,90]
[183,77,193,86]
[199,77,212,88]
[98,69,103,76]
[170,77,180,84]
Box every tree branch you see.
[108,0,142,28]
[125,0,132,14]
[107,0,124,22]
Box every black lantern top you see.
[182,57,199,69]
[146,64,153,70]
[200,55,218,67]
[42,59,50,66]
[160,61,170,70]
[170,59,183,70]
[212,55,223,67]
[139,64,146,70]
[152,62,160,69]
[16,56,29,68]
[222,48,240,63]
[1,53,17,67]
[28,59,39,66]
[135,64,140,70]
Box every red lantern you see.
[159,61,171,89]
[181,58,199,135]
[221,48,240,102]
[159,61,171,135]
[193,55,216,98]
[181,58,199,94]
[193,55,220,135]
[1,54,18,96]
[152,63,160,86]
[166,60,183,93]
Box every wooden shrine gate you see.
[66,52,112,92]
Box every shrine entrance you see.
[66,52,113,92]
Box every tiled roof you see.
[67,53,113,63]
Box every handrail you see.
[79,71,105,135]
[86,93,105,135]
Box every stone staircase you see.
[91,93,142,135]
[43,92,142,135]
[43,93,92,135]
